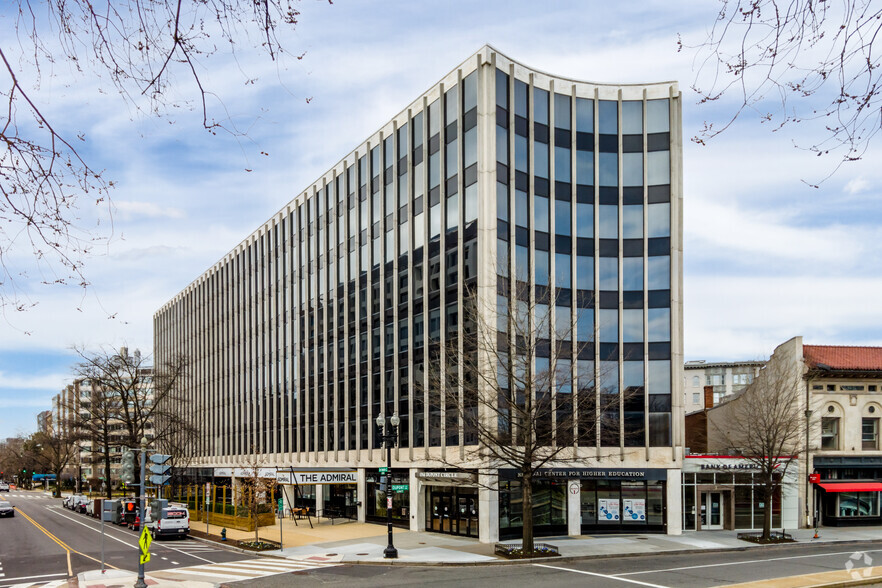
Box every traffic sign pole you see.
[135,437,148,588]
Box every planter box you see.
[199,511,276,532]
[494,542,561,559]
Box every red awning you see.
[818,482,882,493]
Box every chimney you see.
[704,385,714,409]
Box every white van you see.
[146,504,190,539]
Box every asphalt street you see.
[228,541,882,588]
[0,491,246,586]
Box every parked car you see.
[69,494,89,513]
[0,500,14,517]
[0,482,9,492]
[146,505,190,539]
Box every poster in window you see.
[623,498,646,521]
[598,498,620,521]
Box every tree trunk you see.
[522,473,534,554]
[104,451,113,499]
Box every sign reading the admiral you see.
[277,471,357,485]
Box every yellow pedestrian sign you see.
[139,526,152,564]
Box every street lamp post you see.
[375,413,400,559]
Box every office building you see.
[154,46,685,542]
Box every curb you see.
[187,533,291,559]
[297,537,882,567]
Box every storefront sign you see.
[505,468,666,481]
[569,481,581,495]
[699,464,762,471]
[215,467,277,479]
[416,471,477,484]
[598,498,620,520]
[809,473,821,483]
[277,470,357,485]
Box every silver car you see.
[0,483,9,492]
[0,500,14,517]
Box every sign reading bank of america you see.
[277,470,357,485]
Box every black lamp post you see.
[375,412,400,559]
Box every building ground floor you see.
[189,465,683,543]
[811,456,882,527]
[681,456,800,532]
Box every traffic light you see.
[150,498,167,513]
[125,501,136,513]
[120,450,136,484]
[148,454,172,486]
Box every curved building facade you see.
[154,45,684,541]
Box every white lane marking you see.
[534,564,669,587]
[615,548,882,576]
[45,506,216,564]
[171,561,179,565]
[45,507,137,548]
[0,571,67,582]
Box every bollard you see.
[221,528,227,541]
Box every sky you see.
[2,0,881,440]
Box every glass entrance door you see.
[429,493,453,532]
[457,492,479,538]
[702,492,724,530]
[427,488,479,537]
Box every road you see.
[0,490,247,586]
[228,541,882,588]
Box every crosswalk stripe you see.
[151,557,338,582]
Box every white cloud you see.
[113,201,185,221]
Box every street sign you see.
[379,467,389,474]
[138,526,152,564]
[278,498,284,510]
[391,484,409,492]
[149,474,171,485]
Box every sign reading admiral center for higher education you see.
[501,468,667,481]
[276,471,357,485]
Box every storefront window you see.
[499,479,567,537]
[836,492,879,517]
[366,470,409,524]
[734,485,753,529]
[622,482,647,524]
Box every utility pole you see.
[135,436,148,588]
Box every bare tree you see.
[708,357,806,541]
[429,278,634,554]
[0,435,38,487]
[686,0,882,177]
[31,428,78,496]
[1,0,327,309]
[238,448,278,546]
[66,346,191,498]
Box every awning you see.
[817,482,882,492]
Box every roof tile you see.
[804,345,882,371]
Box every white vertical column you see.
[478,471,498,543]
[567,479,581,536]
[315,484,324,515]
[410,469,423,531]
[666,470,682,535]
[357,468,367,522]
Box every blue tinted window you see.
[464,72,477,112]
[599,152,618,187]
[515,190,528,227]
[428,99,441,136]
[623,205,643,239]
[623,257,643,290]
[647,151,670,185]
[646,99,670,134]
[648,308,670,342]
[623,360,644,387]
[555,200,571,236]
[576,256,593,290]
[497,183,509,221]
[623,153,643,187]
[577,309,594,342]
[515,245,529,281]
[599,309,618,343]
[622,101,643,134]
[555,253,571,288]
[648,360,671,395]
[576,98,594,133]
[554,94,571,130]
[599,205,618,239]
[555,146,571,183]
[647,256,670,290]
[515,135,528,172]
[599,100,618,134]
[514,80,528,118]
[647,203,670,238]
[576,151,594,185]
[535,196,549,232]
[535,251,549,286]
[497,126,509,164]
[534,88,549,125]
[599,257,618,290]
[496,70,509,109]
[576,203,593,238]
[534,141,549,178]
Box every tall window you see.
[862,418,879,450]
[821,417,840,450]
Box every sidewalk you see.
[74,518,882,587]
[190,515,882,563]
